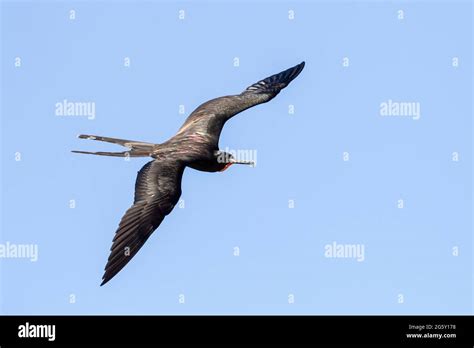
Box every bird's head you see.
[215,151,255,172]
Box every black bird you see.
[73,61,305,285]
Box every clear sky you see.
[1,0,472,314]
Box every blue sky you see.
[1,0,472,314]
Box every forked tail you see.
[72,134,155,157]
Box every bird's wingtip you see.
[244,61,305,93]
[101,269,113,286]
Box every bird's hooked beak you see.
[229,158,256,167]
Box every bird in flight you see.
[73,61,305,285]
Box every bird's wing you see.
[101,159,185,286]
[176,61,305,138]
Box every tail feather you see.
[71,150,151,157]
[73,134,156,157]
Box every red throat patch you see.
[219,163,234,172]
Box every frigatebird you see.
[73,61,305,285]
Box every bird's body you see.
[73,61,305,285]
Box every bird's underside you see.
[73,61,305,285]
